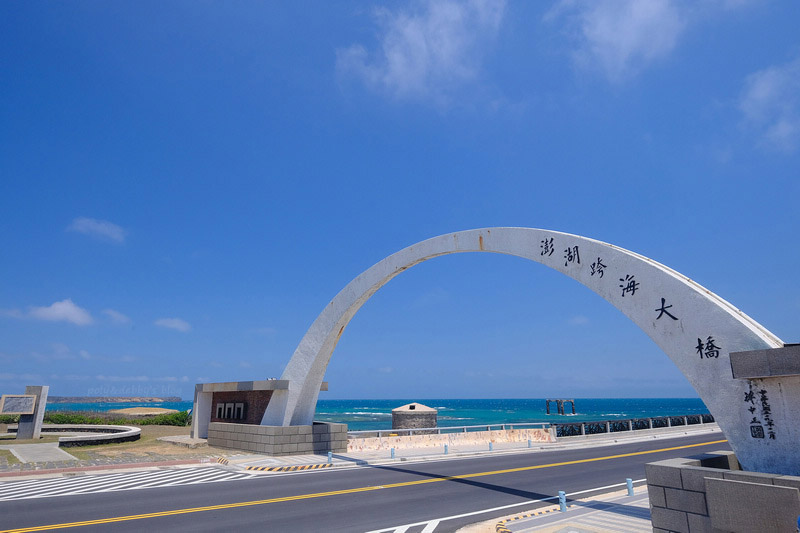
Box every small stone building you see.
[392,402,437,431]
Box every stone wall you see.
[392,411,437,430]
[207,421,347,456]
[646,451,800,532]
[348,427,555,452]
[210,390,273,425]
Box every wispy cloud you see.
[412,287,450,308]
[0,372,43,382]
[95,375,151,382]
[547,0,686,82]
[739,56,800,152]
[67,217,126,244]
[249,326,277,337]
[569,315,590,326]
[27,299,94,326]
[103,308,132,325]
[155,317,191,332]
[337,0,505,103]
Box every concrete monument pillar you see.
[16,386,48,440]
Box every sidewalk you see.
[229,423,722,471]
[0,424,722,478]
[489,486,652,533]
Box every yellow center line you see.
[2,438,727,532]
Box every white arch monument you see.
[259,228,797,474]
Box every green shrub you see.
[42,410,191,427]
[0,414,19,424]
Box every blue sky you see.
[1,1,798,401]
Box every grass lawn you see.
[0,449,21,465]
[64,426,228,461]
[0,434,62,444]
[1,425,231,463]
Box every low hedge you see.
[0,411,190,427]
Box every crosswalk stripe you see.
[0,467,255,501]
[158,470,241,487]
[419,521,439,532]
[37,470,183,497]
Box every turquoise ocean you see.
[47,398,709,431]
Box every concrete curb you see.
[0,458,213,480]
[245,463,334,472]
[494,504,571,532]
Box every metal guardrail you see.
[347,414,715,439]
[348,422,550,438]
[552,414,715,438]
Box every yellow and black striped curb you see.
[245,463,333,472]
[495,505,572,532]
[215,457,229,465]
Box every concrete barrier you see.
[347,427,555,452]
[646,451,800,532]
[9,424,141,447]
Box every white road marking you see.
[420,520,439,532]
[365,479,646,533]
[0,467,255,501]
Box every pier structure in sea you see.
[545,398,575,416]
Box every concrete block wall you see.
[646,451,800,533]
[348,427,554,452]
[207,421,347,456]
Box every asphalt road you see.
[0,433,729,533]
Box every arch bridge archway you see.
[262,228,795,474]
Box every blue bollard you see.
[489,442,493,451]
[558,491,567,512]
[327,451,332,464]
[527,439,532,448]
[444,444,448,455]
[626,478,634,496]
[391,447,395,459]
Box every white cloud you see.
[67,217,126,243]
[28,299,93,326]
[250,326,277,337]
[548,0,686,82]
[739,56,800,152]
[0,372,43,381]
[412,287,450,308]
[103,308,132,324]
[155,317,191,332]
[96,375,150,382]
[569,315,590,326]
[336,0,506,102]
[58,374,91,381]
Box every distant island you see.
[48,396,183,404]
